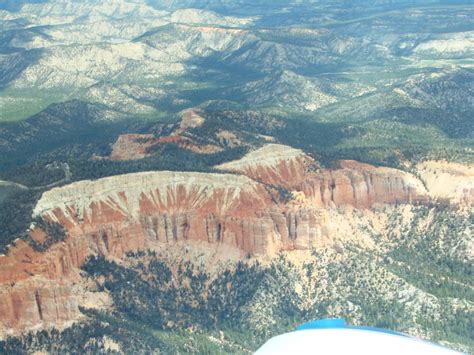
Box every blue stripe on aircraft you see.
[297,319,408,337]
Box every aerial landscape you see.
[0,0,473,353]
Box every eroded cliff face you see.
[0,145,472,337]
[31,171,288,255]
[0,171,309,336]
[416,161,474,205]
[108,109,222,161]
[217,144,429,208]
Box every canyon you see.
[0,144,472,337]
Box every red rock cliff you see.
[217,144,428,208]
[2,144,466,338]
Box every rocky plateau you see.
[0,144,472,337]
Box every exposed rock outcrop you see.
[109,134,158,160]
[179,108,206,131]
[108,109,221,161]
[0,144,472,337]
[29,171,327,257]
[0,171,324,335]
[217,144,428,208]
[416,161,474,205]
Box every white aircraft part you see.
[256,328,461,355]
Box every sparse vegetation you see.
[25,217,68,252]
[1,231,471,353]
[0,1,473,354]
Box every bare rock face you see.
[217,144,428,208]
[29,171,326,256]
[217,144,314,187]
[0,171,325,335]
[416,161,474,205]
[0,144,470,337]
[108,109,221,161]
[109,134,158,161]
[0,278,78,336]
[179,108,206,131]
